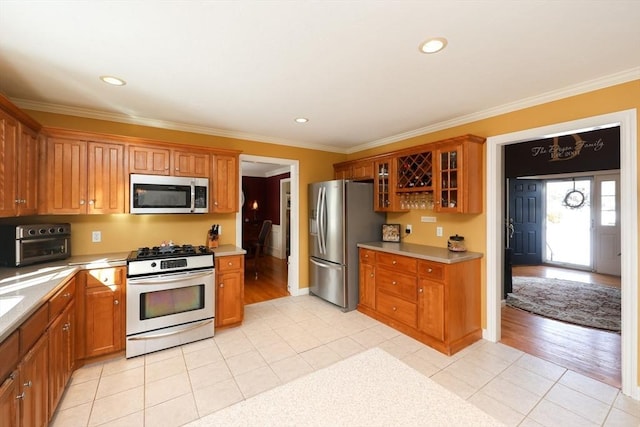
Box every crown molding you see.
[12,67,638,156]
[347,67,640,154]
[11,98,348,154]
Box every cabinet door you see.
[0,371,19,427]
[417,279,445,341]
[0,109,18,217]
[87,142,125,214]
[44,137,88,214]
[435,144,461,213]
[334,163,351,180]
[216,271,244,327]
[48,301,75,412]
[85,284,123,358]
[128,145,170,175]
[16,124,39,216]
[374,158,399,212]
[352,160,374,180]
[18,333,48,427]
[173,150,210,178]
[359,262,375,309]
[211,154,238,213]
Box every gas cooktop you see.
[128,244,213,261]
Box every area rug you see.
[506,276,621,332]
[186,347,504,427]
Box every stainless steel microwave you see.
[130,174,209,214]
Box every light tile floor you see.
[51,295,640,427]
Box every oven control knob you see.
[151,262,157,268]
[39,228,46,235]
[28,229,36,236]
[49,228,56,234]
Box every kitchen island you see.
[357,242,483,355]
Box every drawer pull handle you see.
[220,283,224,288]
[428,268,433,273]
[392,306,397,311]
[114,299,119,305]
[63,292,71,298]
[228,262,233,266]
[370,273,374,278]
[418,288,424,293]
[16,392,25,400]
[392,260,397,265]
[392,281,397,285]
[23,380,32,388]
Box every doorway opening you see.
[237,155,300,304]
[486,109,638,398]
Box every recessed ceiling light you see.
[294,117,309,123]
[419,37,448,54]
[100,75,127,86]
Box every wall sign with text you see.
[505,126,620,178]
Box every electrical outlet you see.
[436,226,443,237]
[217,225,222,235]
[92,231,102,243]
[421,216,436,223]
[405,224,412,234]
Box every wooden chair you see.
[246,220,272,279]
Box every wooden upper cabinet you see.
[16,125,39,216]
[40,132,125,214]
[211,154,238,213]
[42,136,88,214]
[434,136,484,214]
[0,109,18,217]
[87,142,125,214]
[128,145,170,175]
[172,150,210,178]
[333,159,374,181]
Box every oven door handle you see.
[128,319,213,341]
[128,269,213,285]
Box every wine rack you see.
[397,151,433,191]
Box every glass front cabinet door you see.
[434,136,484,214]
[374,157,400,212]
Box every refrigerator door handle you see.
[318,186,327,254]
[310,257,331,269]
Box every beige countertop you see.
[211,245,247,256]
[357,242,483,264]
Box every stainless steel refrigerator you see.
[309,180,385,311]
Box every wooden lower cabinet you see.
[215,255,245,328]
[357,248,481,355]
[0,370,19,427]
[17,333,48,427]
[48,300,75,413]
[82,267,125,358]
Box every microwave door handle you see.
[190,180,196,212]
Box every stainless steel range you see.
[125,244,215,358]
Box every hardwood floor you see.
[502,265,621,388]
[243,254,290,304]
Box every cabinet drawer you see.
[217,255,243,272]
[86,267,125,288]
[376,292,417,328]
[359,249,376,265]
[376,267,417,302]
[49,277,76,321]
[0,331,19,382]
[19,303,48,356]
[418,260,445,281]
[376,252,417,273]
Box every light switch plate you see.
[436,226,443,237]
[92,231,102,243]
[421,216,436,223]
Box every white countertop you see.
[0,248,247,342]
[357,242,483,264]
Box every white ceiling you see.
[1,1,639,154]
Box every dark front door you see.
[508,178,543,265]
